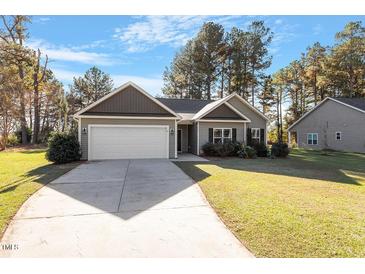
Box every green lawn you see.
[175,149,365,258]
[0,148,80,238]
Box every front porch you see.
[171,153,209,162]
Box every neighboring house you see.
[74,81,268,160]
[288,97,365,153]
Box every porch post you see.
[196,121,200,156]
[243,122,247,145]
[175,119,177,158]
[288,131,291,147]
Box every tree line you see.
[163,20,365,142]
[162,21,273,106]
[0,16,114,149]
[1,17,363,149]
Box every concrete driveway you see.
[1,159,252,257]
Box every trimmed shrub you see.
[6,134,19,146]
[237,145,256,159]
[253,143,269,157]
[271,142,290,158]
[202,141,241,157]
[46,132,81,164]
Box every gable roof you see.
[333,97,365,112]
[156,98,213,113]
[288,97,365,131]
[74,81,180,119]
[192,93,268,121]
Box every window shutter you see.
[209,128,213,143]
[260,128,265,144]
[232,128,237,142]
[247,128,252,146]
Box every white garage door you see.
[89,125,169,160]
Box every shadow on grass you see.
[175,149,365,186]
[0,162,79,194]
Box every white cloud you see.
[269,21,299,54]
[52,67,163,96]
[313,24,323,35]
[52,68,81,84]
[27,39,114,66]
[115,16,210,52]
[274,19,283,25]
[33,17,51,24]
[112,74,163,96]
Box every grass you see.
[0,148,80,238]
[175,149,365,258]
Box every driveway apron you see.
[0,159,252,257]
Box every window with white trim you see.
[213,128,232,144]
[336,132,342,140]
[307,133,318,145]
[251,128,260,144]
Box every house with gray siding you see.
[74,81,268,160]
[288,97,365,153]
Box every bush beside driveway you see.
[175,149,365,257]
[0,148,80,238]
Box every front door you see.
[177,129,182,153]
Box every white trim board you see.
[74,81,181,119]
[197,119,249,123]
[79,115,178,120]
[192,93,268,121]
[87,124,169,161]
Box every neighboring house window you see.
[213,128,232,144]
[307,133,318,145]
[251,128,260,144]
[336,132,342,140]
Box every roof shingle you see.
[156,98,214,113]
[333,97,365,112]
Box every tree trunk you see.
[17,65,28,145]
[313,73,317,105]
[251,67,255,107]
[33,86,40,144]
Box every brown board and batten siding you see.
[85,85,173,117]
[80,118,176,160]
[203,104,242,120]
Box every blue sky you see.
[27,15,364,96]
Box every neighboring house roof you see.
[74,81,181,119]
[156,98,214,113]
[288,97,365,131]
[333,97,365,112]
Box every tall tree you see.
[331,21,365,97]
[257,76,275,116]
[30,49,48,143]
[193,22,225,99]
[0,15,32,144]
[305,42,327,105]
[68,66,114,113]
[247,21,273,106]
[227,27,252,99]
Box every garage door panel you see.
[89,126,169,160]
